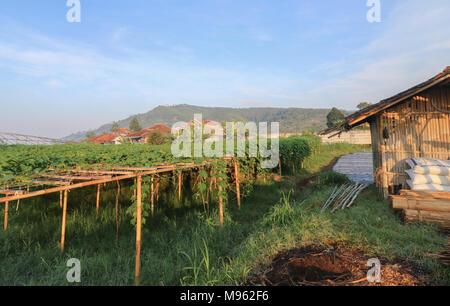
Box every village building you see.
[127,124,171,144]
[87,134,125,145]
[321,67,450,199]
[112,128,132,137]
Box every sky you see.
[0,0,449,138]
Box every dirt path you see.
[296,156,340,189]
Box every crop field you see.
[0,139,448,286]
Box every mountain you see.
[64,104,352,141]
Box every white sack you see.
[405,170,450,186]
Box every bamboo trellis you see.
[0,157,239,285]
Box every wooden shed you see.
[322,67,450,199]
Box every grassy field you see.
[0,143,448,285]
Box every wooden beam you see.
[400,190,450,200]
[61,190,68,252]
[135,175,142,286]
[391,195,450,212]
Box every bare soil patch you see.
[296,157,340,189]
[250,244,431,286]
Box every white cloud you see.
[45,79,65,87]
[112,26,130,42]
[306,0,450,108]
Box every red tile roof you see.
[128,124,171,138]
[113,128,131,135]
[88,134,118,144]
[149,124,171,133]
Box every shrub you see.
[147,131,171,145]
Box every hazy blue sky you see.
[0,0,449,138]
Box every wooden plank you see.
[404,209,450,224]
[400,190,450,200]
[391,195,450,212]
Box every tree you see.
[147,131,170,145]
[86,131,96,139]
[129,117,142,133]
[326,108,345,128]
[357,102,373,110]
[111,122,119,131]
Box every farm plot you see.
[0,137,315,284]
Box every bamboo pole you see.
[0,161,219,205]
[218,175,224,226]
[156,181,160,202]
[60,190,63,208]
[151,177,155,215]
[115,181,121,245]
[61,190,68,252]
[4,201,8,231]
[133,178,137,198]
[96,184,101,213]
[234,158,241,210]
[178,172,182,202]
[15,199,20,212]
[135,175,142,286]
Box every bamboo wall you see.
[319,129,372,145]
[370,86,450,198]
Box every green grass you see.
[0,143,448,286]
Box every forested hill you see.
[64,104,351,141]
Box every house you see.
[127,124,171,144]
[88,134,124,145]
[321,66,450,199]
[112,128,132,137]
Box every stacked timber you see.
[390,190,450,227]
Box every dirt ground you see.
[296,157,340,189]
[250,244,431,286]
